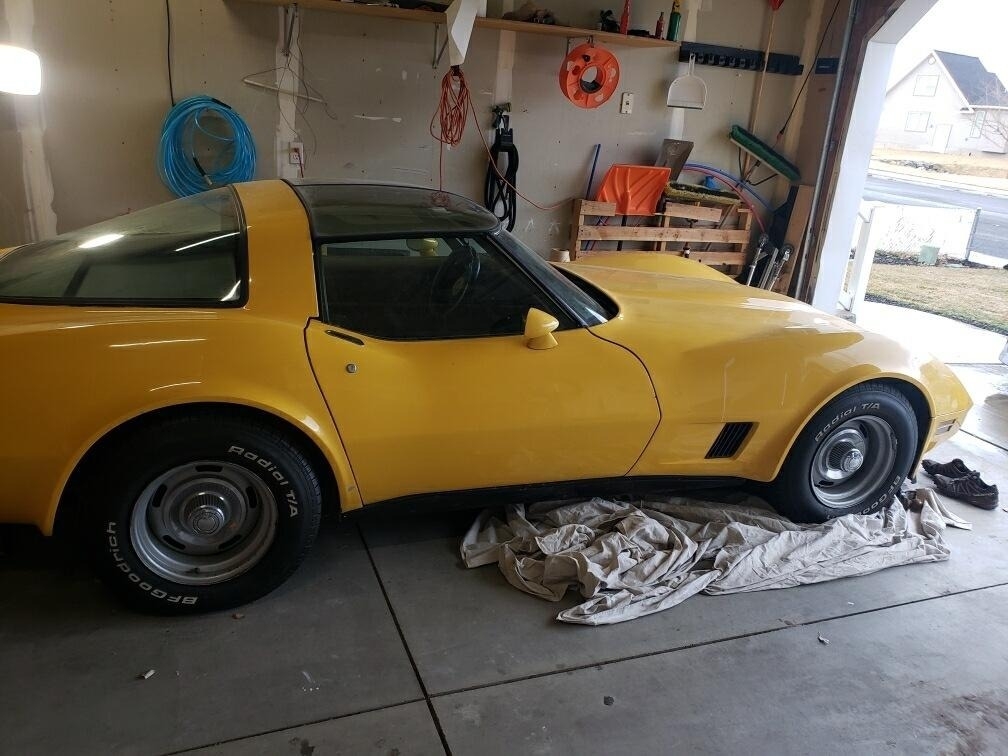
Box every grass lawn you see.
[866,264,1008,336]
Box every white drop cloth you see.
[461,493,965,625]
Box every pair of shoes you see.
[921,458,974,478]
[922,458,1000,510]
[932,471,1000,511]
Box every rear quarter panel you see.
[0,181,362,533]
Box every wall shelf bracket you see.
[281,3,298,57]
[565,34,595,55]
[433,22,449,68]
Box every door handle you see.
[325,329,364,346]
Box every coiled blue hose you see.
[157,95,256,197]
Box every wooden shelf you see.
[477,17,679,49]
[247,0,444,23]
[240,0,681,51]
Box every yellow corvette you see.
[0,180,971,612]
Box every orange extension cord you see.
[430,66,568,212]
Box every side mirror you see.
[524,308,559,350]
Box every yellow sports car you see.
[0,180,972,613]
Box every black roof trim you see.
[287,181,499,241]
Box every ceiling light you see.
[0,44,42,96]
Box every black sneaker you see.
[933,472,999,510]
[922,458,975,478]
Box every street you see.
[863,173,1008,261]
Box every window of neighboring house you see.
[914,74,939,97]
[0,187,245,306]
[905,111,931,132]
[971,110,987,138]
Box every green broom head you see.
[730,125,800,183]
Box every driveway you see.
[856,301,1006,364]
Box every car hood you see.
[566,262,853,338]
[564,263,970,422]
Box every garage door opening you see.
[816,0,1007,367]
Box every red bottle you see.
[655,11,665,38]
[619,0,631,34]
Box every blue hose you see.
[157,95,256,197]
[682,163,771,211]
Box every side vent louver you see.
[706,422,754,459]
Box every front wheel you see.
[89,414,323,613]
[765,383,918,523]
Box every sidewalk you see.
[856,301,1006,364]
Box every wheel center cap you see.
[185,493,228,536]
[841,448,865,474]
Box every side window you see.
[0,188,243,305]
[317,235,567,340]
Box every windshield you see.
[493,228,612,326]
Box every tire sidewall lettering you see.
[813,402,882,444]
[105,521,199,605]
[227,445,300,518]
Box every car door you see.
[304,233,659,504]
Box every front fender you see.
[614,315,971,482]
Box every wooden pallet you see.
[568,200,753,274]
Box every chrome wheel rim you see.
[130,461,277,585]
[810,417,897,509]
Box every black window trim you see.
[489,227,616,326]
[0,185,250,309]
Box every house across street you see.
[876,50,1008,155]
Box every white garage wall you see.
[0,0,830,256]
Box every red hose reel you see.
[559,43,620,109]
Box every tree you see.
[975,80,1008,152]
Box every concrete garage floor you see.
[2,366,1007,755]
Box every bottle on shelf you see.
[668,0,682,41]
[619,0,631,34]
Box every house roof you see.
[933,50,1008,107]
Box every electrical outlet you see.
[288,142,304,166]
[620,92,633,115]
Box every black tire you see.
[765,382,917,523]
[88,414,322,614]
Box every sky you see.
[889,0,1008,87]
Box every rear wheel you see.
[89,414,322,613]
[766,383,917,523]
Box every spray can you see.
[620,0,631,34]
[667,0,682,41]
